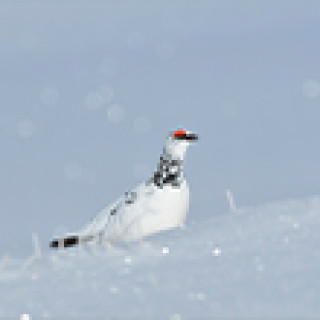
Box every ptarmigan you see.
[50,129,198,248]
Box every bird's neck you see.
[150,150,184,188]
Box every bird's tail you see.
[49,234,96,249]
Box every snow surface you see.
[1,195,320,318]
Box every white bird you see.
[50,129,198,248]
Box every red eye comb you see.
[174,130,187,138]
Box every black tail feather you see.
[50,235,79,248]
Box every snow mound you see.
[1,196,320,318]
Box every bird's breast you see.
[135,181,190,237]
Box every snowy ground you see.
[1,195,320,319]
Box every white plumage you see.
[50,129,198,248]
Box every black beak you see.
[185,133,198,141]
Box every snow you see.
[1,1,320,318]
[1,195,320,318]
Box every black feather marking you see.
[151,153,183,188]
[50,235,79,248]
[110,208,117,215]
[125,191,137,205]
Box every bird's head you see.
[164,129,198,159]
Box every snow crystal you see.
[100,57,119,77]
[133,116,151,134]
[118,267,131,275]
[302,79,320,99]
[127,31,146,51]
[196,292,206,301]
[169,313,182,320]
[97,84,114,103]
[155,41,175,60]
[84,92,105,110]
[162,246,170,255]
[84,84,114,111]
[17,32,37,51]
[40,87,59,106]
[64,163,83,181]
[212,247,221,256]
[133,286,142,295]
[17,119,35,139]
[20,314,31,320]
[221,101,238,117]
[256,264,265,272]
[188,292,206,301]
[109,285,119,295]
[124,256,132,265]
[31,273,38,281]
[107,104,125,123]
[293,222,300,230]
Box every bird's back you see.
[79,180,189,243]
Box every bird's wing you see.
[49,182,155,249]
[49,196,125,249]
[78,194,125,238]
[99,182,156,241]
